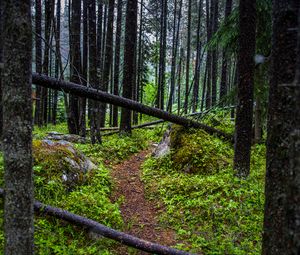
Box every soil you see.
[110,148,177,254]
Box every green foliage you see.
[142,131,265,254]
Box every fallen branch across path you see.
[0,188,193,255]
[32,73,233,142]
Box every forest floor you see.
[110,147,177,254]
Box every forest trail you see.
[111,148,177,254]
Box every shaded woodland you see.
[0,0,300,254]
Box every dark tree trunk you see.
[2,1,34,253]
[205,0,212,109]
[52,0,61,125]
[233,0,256,177]
[184,0,192,114]
[219,0,232,103]
[100,0,115,128]
[168,0,183,113]
[211,0,218,106]
[88,0,102,144]
[192,0,203,112]
[120,0,138,134]
[34,0,42,126]
[177,48,184,115]
[97,0,103,81]
[69,0,81,134]
[262,1,299,254]
[112,0,123,127]
[0,0,2,139]
[157,0,167,110]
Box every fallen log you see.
[0,188,193,255]
[32,73,233,142]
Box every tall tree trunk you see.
[192,0,203,112]
[113,0,123,127]
[120,0,138,134]
[89,0,102,144]
[52,0,61,125]
[262,1,299,254]
[100,0,115,127]
[168,0,183,112]
[97,0,103,81]
[177,48,184,115]
[219,0,232,103]
[211,0,218,106]
[0,0,2,139]
[3,1,34,253]
[233,0,256,177]
[157,0,167,110]
[184,0,192,114]
[69,0,81,134]
[34,0,42,126]
[205,0,212,109]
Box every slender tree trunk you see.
[192,0,203,112]
[113,0,123,127]
[233,0,256,177]
[120,0,138,134]
[262,1,299,254]
[3,1,34,253]
[211,0,218,106]
[69,0,81,134]
[177,48,183,115]
[0,0,2,139]
[34,0,42,126]
[184,0,192,114]
[100,0,115,128]
[219,0,232,103]
[205,0,212,109]
[168,0,183,112]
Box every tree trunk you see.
[100,0,115,128]
[112,0,123,127]
[262,1,299,254]
[120,0,138,134]
[219,0,233,103]
[192,0,203,112]
[233,0,256,177]
[205,0,212,109]
[34,0,42,126]
[184,0,192,114]
[211,0,218,106]
[177,48,183,115]
[69,0,81,134]
[0,0,2,139]
[2,1,34,253]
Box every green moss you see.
[142,132,265,254]
[170,126,232,175]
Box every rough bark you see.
[69,0,81,134]
[32,73,233,141]
[262,1,300,254]
[219,0,232,102]
[100,0,115,127]
[2,1,34,253]
[205,0,212,109]
[233,0,256,177]
[184,0,192,114]
[112,0,123,127]
[34,0,42,126]
[211,0,218,106]
[120,0,138,134]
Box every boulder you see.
[33,140,97,189]
[46,132,87,144]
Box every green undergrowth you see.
[0,125,164,254]
[142,127,265,254]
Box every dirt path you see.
[111,148,177,254]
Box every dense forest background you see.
[0,0,300,254]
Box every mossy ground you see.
[0,123,164,254]
[142,119,265,254]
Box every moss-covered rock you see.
[33,139,97,189]
[170,125,232,174]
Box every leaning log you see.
[32,73,233,142]
[0,189,193,255]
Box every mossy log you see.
[32,73,233,142]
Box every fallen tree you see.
[32,73,233,142]
[0,188,193,255]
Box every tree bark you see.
[120,0,138,134]
[2,1,34,253]
[233,0,256,177]
[262,1,300,254]
[211,0,218,106]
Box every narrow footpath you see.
[111,148,177,254]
